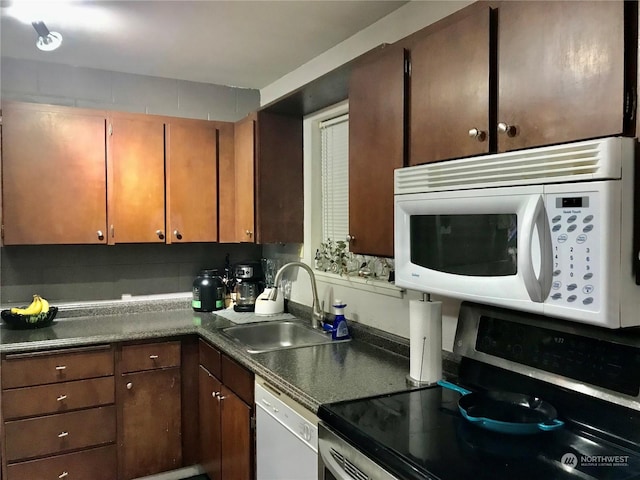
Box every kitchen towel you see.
[409,298,442,384]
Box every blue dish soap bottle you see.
[331,299,350,340]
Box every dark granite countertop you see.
[0,300,456,413]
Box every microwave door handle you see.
[521,195,552,302]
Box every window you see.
[320,114,349,245]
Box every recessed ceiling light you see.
[32,20,62,52]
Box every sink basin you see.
[221,320,349,353]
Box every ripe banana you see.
[11,295,43,315]
[39,296,50,314]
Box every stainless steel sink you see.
[221,320,349,353]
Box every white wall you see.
[261,1,472,350]
[261,1,472,106]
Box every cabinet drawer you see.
[4,405,116,462]
[221,354,253,405]
[6,445,117,480]
[1,346,114,389]
[121,341,181,373]
[199,338,221,378]
[3,376,114,420]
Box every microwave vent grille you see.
[396,137,628,194]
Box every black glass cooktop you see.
[319,386,640,480]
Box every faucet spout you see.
[270,262,324,329]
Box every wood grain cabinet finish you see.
[4,406,116,462]
[1,345,116,479]
[166,119,219,243]
[410,6,492,165]
[108,113,166,243]
[233,111,303,244]
[409,1,632,165]
[496,1,629,152]
[118,341,182,480]
[348,45,407,257]
[198,341,254,480]
[6,445,117,480]
[1,102,108,245]
[1,345,114,389]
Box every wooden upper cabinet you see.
[497,1,628,151]
[255,111,303,244]
[1,102,108,245]
[348,45,406,257]
[166,119,218,243]
[234,115,256,243]
[108,114,165,244]
[410,6,492,165]
[233,111,303,244]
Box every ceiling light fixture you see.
[32,20,62,52]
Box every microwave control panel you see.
[545,192,600,313]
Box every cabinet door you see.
[220,386,252,480]
[109,115,165,243]
[348,46,406,257]
[255,111,303,244]
[166,120,218,243]
[410,6,492,164]
[119,367,182,479]
[498,1,626,151]
[2,103,107,245]
[199,366,222,480]
[234,115,256,243]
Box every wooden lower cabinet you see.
[118,342,182,480]
[198,340,254,480]
[6,445,116,480]
[199,365,222,479]
[1,345,116,480]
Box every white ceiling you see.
[1,0,408,90]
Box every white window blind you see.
[320,114,349,246]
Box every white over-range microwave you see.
[394,137,639,329]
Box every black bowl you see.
[1,306,58,329]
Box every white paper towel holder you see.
[406,293,442,387]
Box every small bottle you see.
[331,299,350,340]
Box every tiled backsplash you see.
[0,243,261,304]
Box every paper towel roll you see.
[409,299,442,384]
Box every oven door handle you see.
[521,195,552,302]
[318,438,352,480]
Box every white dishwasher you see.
[255,376,318,480]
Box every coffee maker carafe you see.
[233,262,265,312]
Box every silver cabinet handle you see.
[212,391,218,398]
[126,382,133,390]
[173,229,183,240]
[57,394,67,402]
[156,230,165,240]
[245,230,253,238]
[468,128,486,141]
[217,395,226,402]
[149,355,159,360]
[346,234,355,243]
[497,122,517,137]
[58,431,69,438]
[97,230,104,240]
[55,365,66,371]
[59,472,69,479]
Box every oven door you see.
[318,423,399,480]
[395,184,552,313]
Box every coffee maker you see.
[233,261,265,312]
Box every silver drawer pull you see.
[55,365,67,371]
[58,431,69,438]
[57,394,67,402]
[59,472,69,479]
[149,355,159,360]
[261,399,272,407]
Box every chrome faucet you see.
[269,262,324,329]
